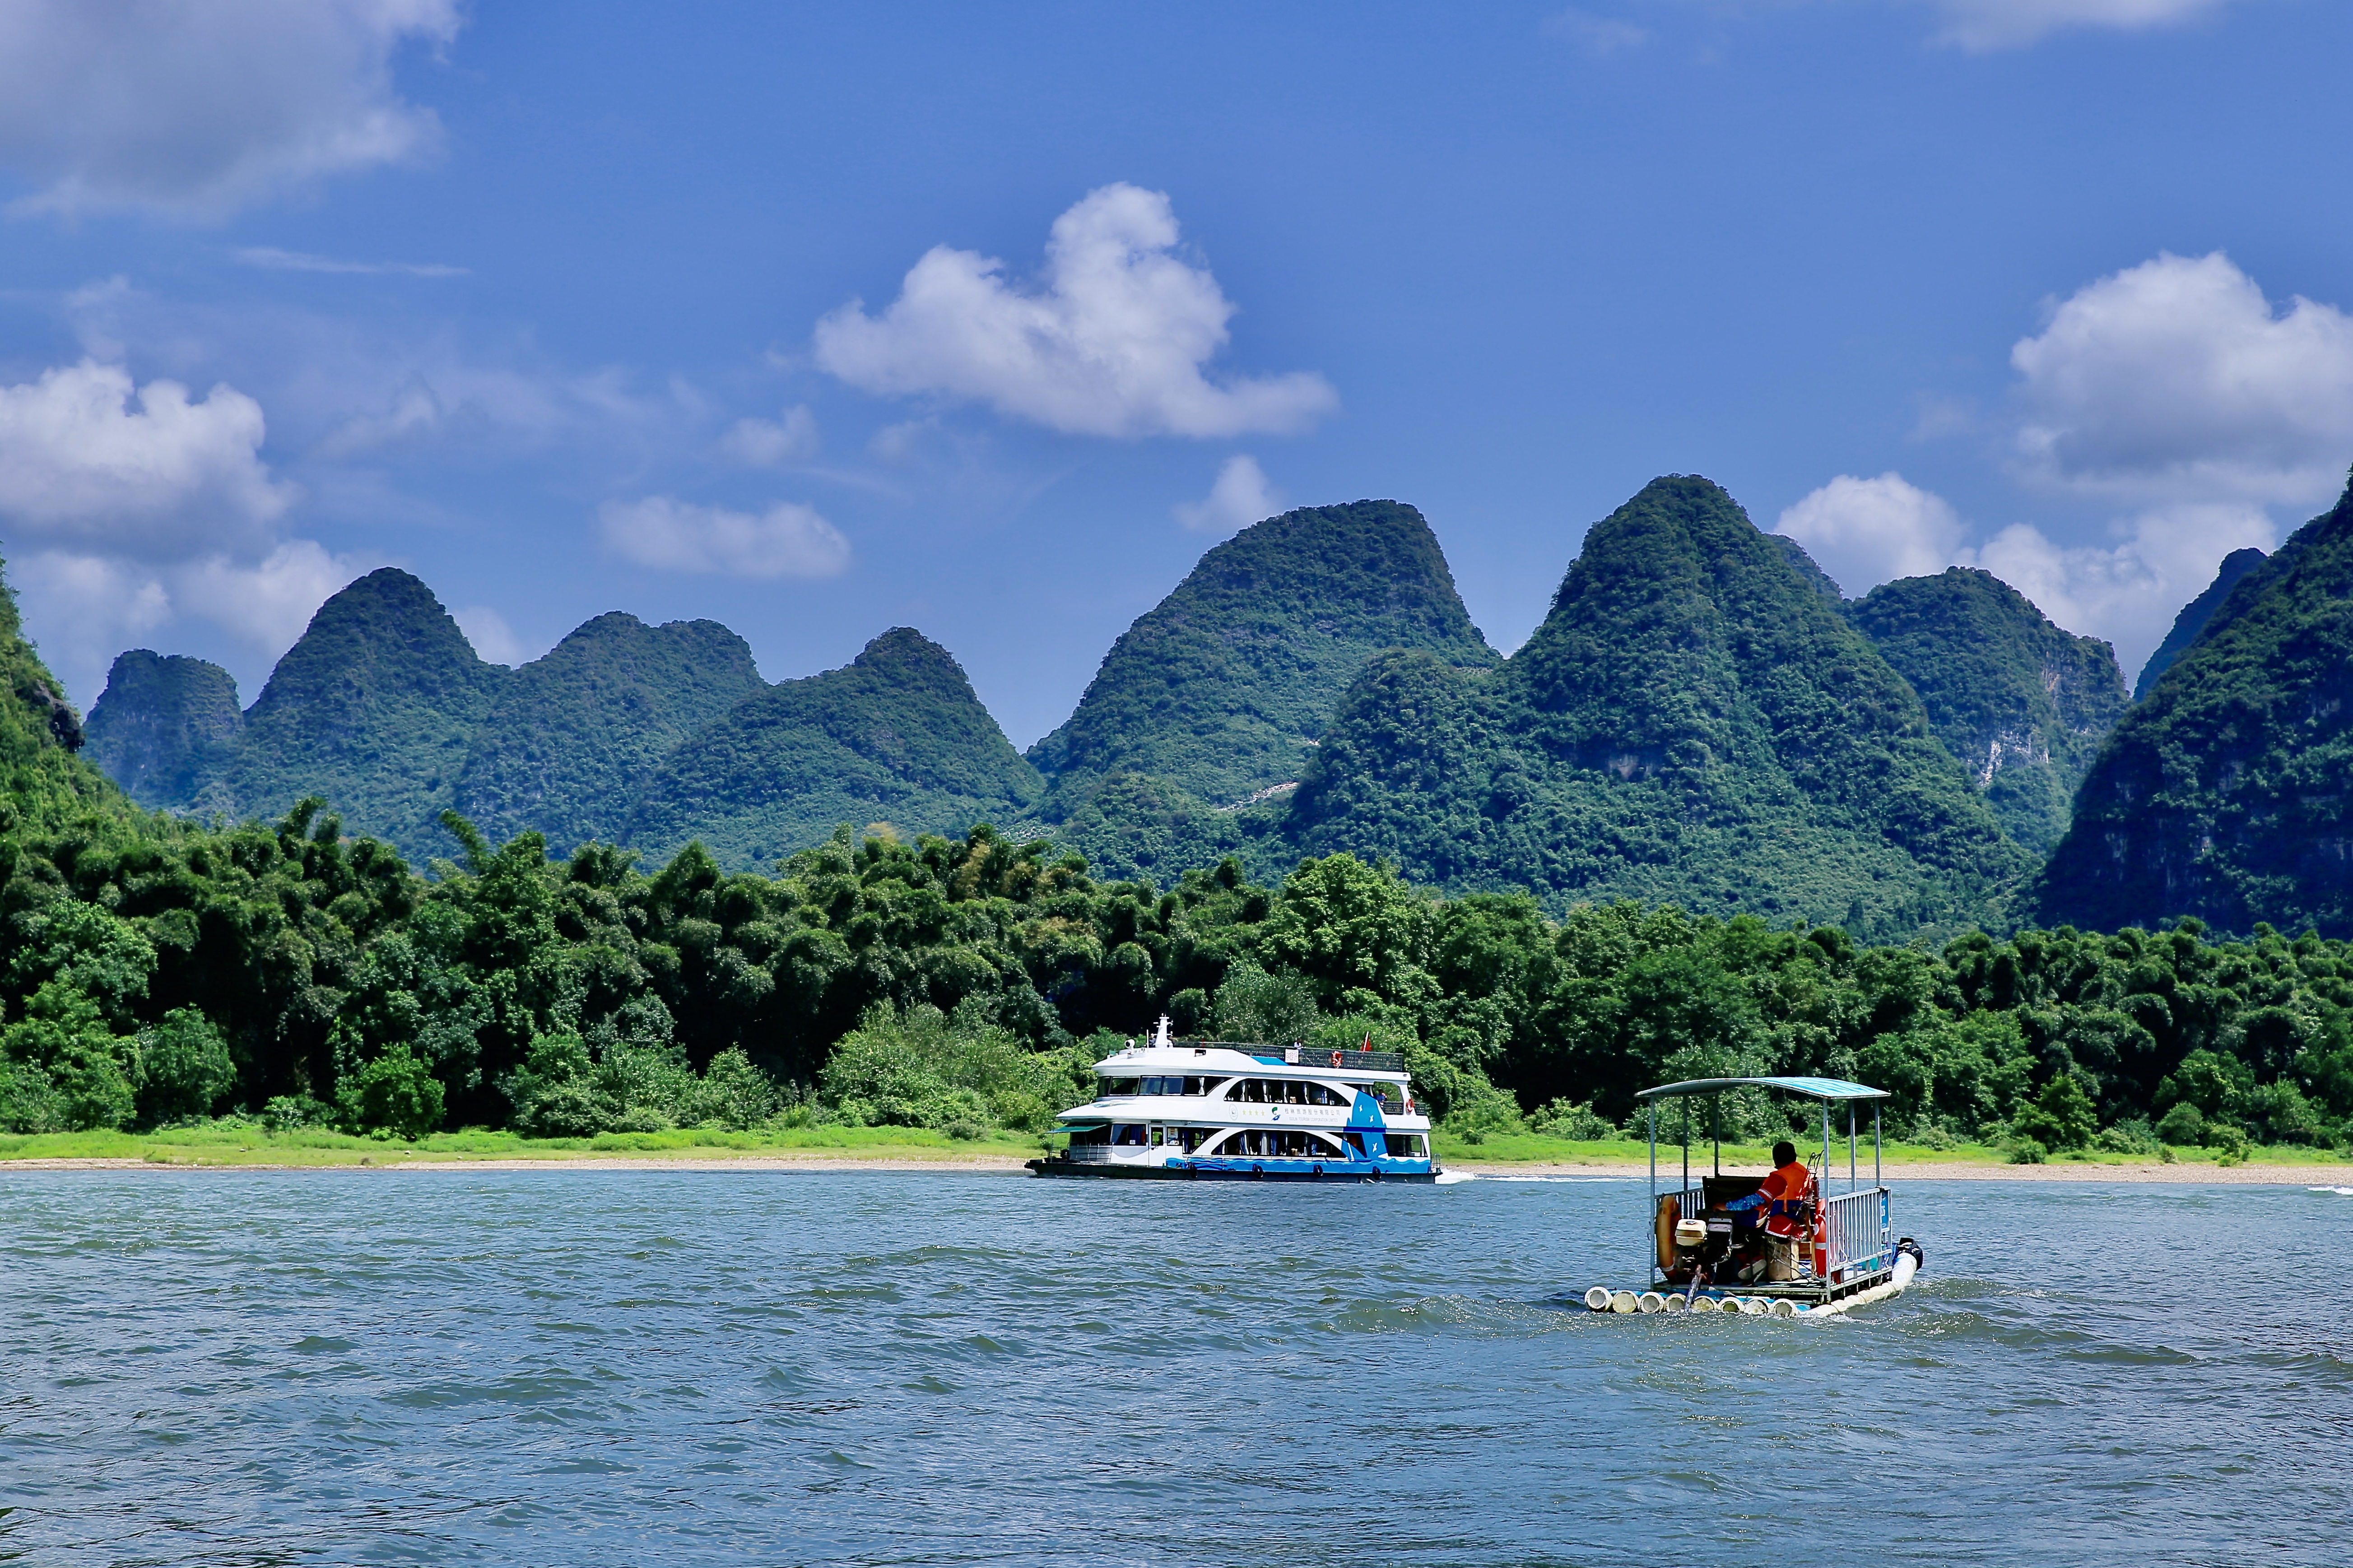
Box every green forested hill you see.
[1286,476,2031,934]
[452,612,766,854]
[0,557,126,836]
[2038,474,2353,936]
[1027,499,1495,880]
[197,569,511,861]
[1848,567,2127,854]
[2135,547,2268,700]
[81,650,244,810]
[626,627,1043,869]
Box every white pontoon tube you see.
[1581,1239,1925,1318]
[1800,1238,1924,1317]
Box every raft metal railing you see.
[1820,1187,1890,1277]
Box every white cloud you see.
[233,246,466,278]
[1774,472,1964,594]
[2009,252,2353,505]
[172,540,374,655]
[867,418,941,467]
[721,404,819,467]
[1776,471,2273,675]
[1930,0,2239,51]
[452,603,526,667]
[0,359,295,558]
[1174,455,1282,535]
[597,496,851,580]
[1542,8,1651,53]
[1962,504,2275,675]
[16,539,370,705]
[0,355,378,702]
[0,0,463,219]
[813,183,1338,439]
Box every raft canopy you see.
[1635,1075,1888,1103]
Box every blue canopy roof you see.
[1635,1075,1888,1102]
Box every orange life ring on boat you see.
[1330,1050,1344,1067]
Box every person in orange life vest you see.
[1725,1141,1812,1235]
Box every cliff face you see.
[1286,476,2028,933]
[627,628,1042,870]
[2135,547,2269,700]
[1847,568,2128,855]
[2038,474,2353,936]
[83,651,244,809]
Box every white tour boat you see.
[1027,1017,1439,1183]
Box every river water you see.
[2,1170,2347,1566]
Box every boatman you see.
[1725,1141,1812,1281]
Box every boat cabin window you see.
[1349,1081,1398,1108]
[1223,1077,1349,1106]
[1105,1075,1225,1098]
[1112,1123,1149,1146]
[1383,1133,1427,1158]
[1065,1125,1110,1146]
[1210,1128,1346,1159]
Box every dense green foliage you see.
[1028,500,1496,881]
[454,611,767,853]
[1848,567,2128,854]
[2134,546,2267,700]
[84,650,244,806]
[2040,475,2353,937]
[1287,477,2032,936]
[627,628,1042,870]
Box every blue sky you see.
[3,0,2350,745]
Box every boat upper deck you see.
[1092,1040,1409,1082]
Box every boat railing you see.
[1057,1144,1123,1164]
[1661,1182,1889,1281]
[1174,1040,1406,1072]
[1820,1187,1890,1276]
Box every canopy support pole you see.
[1647,1100,1658,1289]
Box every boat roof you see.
[1636,1075,1888,1102]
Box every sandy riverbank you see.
[7,1152,2352,1182]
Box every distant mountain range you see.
[80,468,2353,937]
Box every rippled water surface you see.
[4,1170,2348,1566]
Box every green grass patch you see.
[0,1121,1045,1168]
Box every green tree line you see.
[5,792,2351,1157]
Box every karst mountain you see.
[2038,471,2353,936]
[1025,499,1497,880]
[1284,476,2032,934]
[76,467,2353,940]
